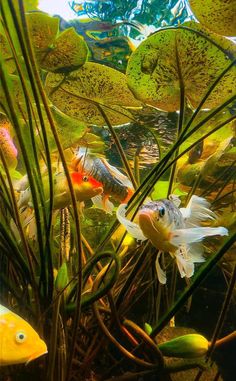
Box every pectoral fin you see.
[170,226,228,245]
[116,204,147,241]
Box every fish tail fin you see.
[175,247,195,278]
[155,252,167,284]
[180,195,216,225]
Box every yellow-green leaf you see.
[126,22,236,112]
[45,62,142,126]
[38,27,89,73]
[27,13,88,72]
[47,106,88,151]
[189,0,236,37]
[0,33,16,74]
[27,12,59,58]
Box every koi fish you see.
[0,127,18,169]
[0,304,47,366]
[116,195,228,284]
[72,151,134,213]
[17,171,103,210]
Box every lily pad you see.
[45,62,142,126]
[46,107,88,151]
[0,33,16,74]
[27,12,59,58]
[189,0,236,37]
[126,22,236,112]
[27,13,88,72]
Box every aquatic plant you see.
[0,1,236,381]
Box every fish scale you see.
[88,158,129,201]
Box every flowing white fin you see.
[18,187,31,208]
[155,252,167,284]
[175,249,194,278]
[169,194,181,207]
[180,195,216,225]
[188,243,205,263]
[92,194,114,214]
[116,204,147,241]
[170,226,228,246]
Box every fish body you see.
[117,195,228,283]
[0,304,47,366]
[0,127,18,169]
[17,171,103,210]
[138,199,185,253]
[72,152,134,212]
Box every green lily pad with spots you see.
[0,33,16,74]
[126,21,236,112]
[27,13,88,72]
[45,62,142,126]
[189,0,236,37]
[27,12,59,57]
[47,106,88,151]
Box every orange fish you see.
[72,151,134,213]
[17,171,104,210]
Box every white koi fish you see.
[116,195,228,284]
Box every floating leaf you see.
[45,62,142,126]
[126,22,236,112]
[27,12,59,57]
[0,33,16,74]
[48,106,88,150]
[38,28,88,73]
[189,0,236,37]
[27,13,88,72]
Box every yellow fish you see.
[0,304,47,366]
[117,195,228,284]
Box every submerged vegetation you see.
[0,1,236,380]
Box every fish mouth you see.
[138,209,160,234]
[26,340,48,365]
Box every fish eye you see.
[158,206,165,217]
[15,331,27,343]
[82,176,89,182]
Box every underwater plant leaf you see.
[47,106,88,151]
[0,33,16,74]
[0,74,34,117]
[26,12,59,58]
[45,62,142,126]
[151,181,186,199]
[27,13,88,72]
[37,27,89,73]
[126,21,236,112]
[189,0,236,37]
[23,0,39,12]
[76,132,105,151]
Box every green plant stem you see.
[97,104,137,189]
[47,295,61,381]
[194,264,236,381]
[150,232,236,338]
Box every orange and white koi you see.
[17,171,103,210]
[72,151,134,213]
